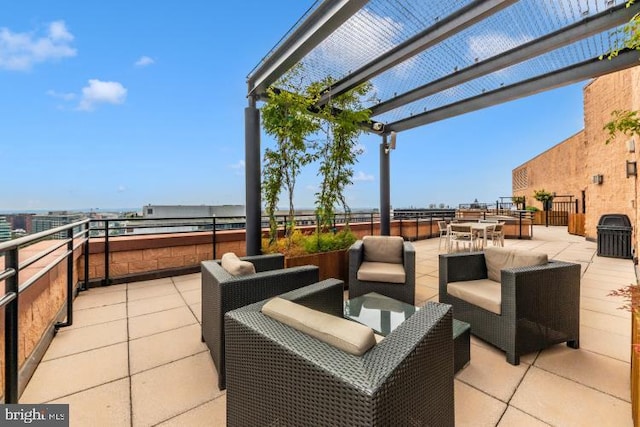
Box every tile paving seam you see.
[530,364,633,404]
[126,285,134,427]
[129,321,200,341]
[41,340,129,363]
[128,349,209,377]
[151,394,226,426]
[33,376,130,405]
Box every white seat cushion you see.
[447,279,501,314]
[262,297,376,356]
[220,252,256,276]
[357,261,406,284]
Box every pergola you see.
[244,0,640,255]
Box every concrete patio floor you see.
[19,226,636,426]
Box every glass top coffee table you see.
[344,292,471,372]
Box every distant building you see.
[0,217,11,242]
[32,211,86,239]
[5,213,34,233]
[122,205,247,235]
[143,205,245,218]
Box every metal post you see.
[104,220,110,285]
[56,228,75,329]
[245,96,262,256]
[212,217,217,260]
[519,211,523,239]
[430,212,433,238]
[370,213,374,235]
[5,248,19,403]
[82,221,89,291]
[380,135,390,236]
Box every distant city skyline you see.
[3,1,586,212]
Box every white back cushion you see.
[484,247,548,282]
[362,236,404,264]
[262,297,376,356]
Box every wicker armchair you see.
[439,249,580,365]
[348,236,416,305]
[201,253,319,390]
[225,279,455,427]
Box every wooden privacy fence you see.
[568,214,586,236]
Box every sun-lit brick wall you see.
[514,65,640,248]
[513,130,587,211]
[583,68,638,241]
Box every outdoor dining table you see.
[450,222,496,249]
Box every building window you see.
[147,208,153,215]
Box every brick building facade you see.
[513,65,640,248]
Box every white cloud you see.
[117,185,126,193]
[134,55,155,67]
[229,160,245,170]
[0,20,76,71]
[353,171,374,182]
[78,79,127,111]
[46,89,76,101]
[310,9,412,78]
[467,32,533,63]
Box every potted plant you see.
[512,196,525,210]
[533,189,554,211]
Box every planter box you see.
[285,249,349,285]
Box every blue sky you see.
[1,1,586,212]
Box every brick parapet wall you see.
[0,240,83,395]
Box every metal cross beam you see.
[386,49,640,133]
[315,0,518,107]
[371,2,640,117]
[247,0,367,98]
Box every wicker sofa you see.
[348,236,416,305]
[439,247,580,365]
[201,253,319,390]
[225,279,455,427]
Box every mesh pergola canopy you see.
[247,0,640,132]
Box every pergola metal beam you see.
[387,49,640,133]
[316,0,518,107]
[371,2,640,117]
[247,0,367,97]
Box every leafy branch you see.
[602,0,640,143]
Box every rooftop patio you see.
[18,225,635,426]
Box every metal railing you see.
[0,219,90,403]
[88,212,383,285]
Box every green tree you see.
[261,65,319,244]
[311,78,373,231]
[603,0,640,143]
